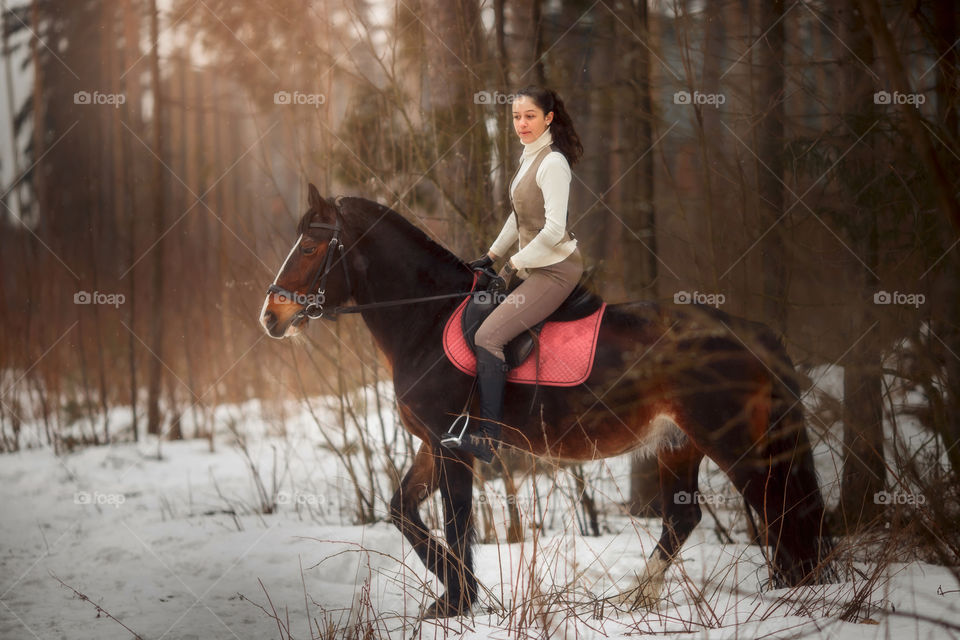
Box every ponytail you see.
[516,86,584,165]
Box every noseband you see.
[266,207,351,320]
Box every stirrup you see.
[440,413,470,448]
[440,414,496,463]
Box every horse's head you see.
[260,183,352,338]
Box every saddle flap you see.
[443,296,607,387]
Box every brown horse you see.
[261,184,833,618]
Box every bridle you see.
[266,213,351,320]
[266,199,483,321]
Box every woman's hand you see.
[469,254,495,271]
[498,262,518,290]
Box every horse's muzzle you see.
[261,309,284,338]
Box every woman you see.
[442,86,585,463]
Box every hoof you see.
[612,583,661,610]
[421,596,473,619]
[612,557,668,611]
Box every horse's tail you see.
[762,337,835,585]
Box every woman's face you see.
[512,96,553,144]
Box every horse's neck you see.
[350,228,470,367]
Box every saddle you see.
[461,270,603,369]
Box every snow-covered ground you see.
[1,380,958,639]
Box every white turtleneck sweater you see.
[488,129,575,271]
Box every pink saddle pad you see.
[442,296,606,387]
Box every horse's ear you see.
[307,183,322,212]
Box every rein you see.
[267,199,480,319]
[332,290,475,315]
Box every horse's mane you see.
[339,196,468,271]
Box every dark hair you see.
[515,86,584,165]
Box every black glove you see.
[469,254,494,271]
[487,275,506,297]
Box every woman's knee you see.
[474,324,505,358]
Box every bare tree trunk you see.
[492,0,512,220]
[501,461,525,544]
[573,465,600,536]
[624,0,661,517]
[586,8,618,294]
[757,0,787,335]
[3,8,26,217]
[933,0,960,474]
[122,0,139,441]
[932,0,958,142]
[528,0,546,86]
[836,1,885,528]
[30,0,44,228]
[420,0,491,253]
[857,0,960,234]
[92,0,117,443]
[145,0,166,436]
[622,0,656,298]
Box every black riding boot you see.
[441,348,509,463]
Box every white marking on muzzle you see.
[260,234,303,333]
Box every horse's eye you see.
[302,246,317,255]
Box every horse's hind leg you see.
[684,387,831,587]
[725,422,831,587]
[618,440,704,609]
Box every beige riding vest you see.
[508,144,577,270]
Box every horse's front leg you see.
[389,443,439,571]
[388,444,478,618]
[422,448,477,618]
